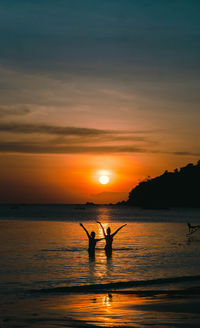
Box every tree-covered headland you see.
[126,161,200,209]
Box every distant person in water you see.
[80,223,104,257]
[96,221,127,256]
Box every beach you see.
[1,288,200,327]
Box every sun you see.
[99,175,110,185]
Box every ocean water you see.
[1,205,200,326]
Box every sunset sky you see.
[0,0,200,203]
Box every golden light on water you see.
[49,293,150,327]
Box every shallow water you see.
[1,205,200,299]
[1,205,200,327]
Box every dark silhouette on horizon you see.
[96,221,127,257]
[80,223,104,257]
[122,160,200,209]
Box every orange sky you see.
[0,151,197,204]
[0,1,200,203]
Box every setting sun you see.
[99,175,110,185]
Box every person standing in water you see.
[80,223,104,257]
[96,221,127,256]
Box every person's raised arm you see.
[80,223,90,238]
[96,237,105,242]
[112,224,127,237]
[96,221,106,237]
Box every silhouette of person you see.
[80,223,104,257]
[96,221,127,257]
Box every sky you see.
[0,0,200,203]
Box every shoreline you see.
[1,287,200,328]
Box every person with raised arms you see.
[96,221,127,256]
[80,223,104,257]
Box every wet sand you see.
[1,288,200,328]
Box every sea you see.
[1,204,200,327]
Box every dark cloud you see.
[0,140,199,157]
[0,141,144,154]
[0,107,31,117]
[0,122,159,153]
[1,123,198,156]
[0,122,155,138]
[0,122,111,136]
[171,151,200,156]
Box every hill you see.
[125,161,200,209]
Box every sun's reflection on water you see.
[103,293,112,309]
[49,292,150,327]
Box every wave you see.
[30,274,200,294]
[41,247,134,252]
[41,248,85,252]
[112,247,135,251]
